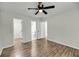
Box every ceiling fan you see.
[28,2,55,15]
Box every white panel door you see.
[13,18,23,39]
[31,21,37,40]
[40,21,47,38]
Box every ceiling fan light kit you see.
[28,2,55,15]
[39,10,42,12]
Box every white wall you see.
[48,9,79,49]
[0,10,32,49]
[0,10,46,50]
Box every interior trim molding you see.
[0,44,13,55]
[48,39,79,50]
[0,48,3,55]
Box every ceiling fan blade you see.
[43,10,47,14]
[35,10,39,15]
[43,5,55,9]
[28,8,38,10]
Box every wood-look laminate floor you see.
[1,38,79,57]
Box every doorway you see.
[13,18,23,39]
[31,20,47,40]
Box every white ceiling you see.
[0,2,79,17]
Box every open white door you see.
[31,21,37,40]
[40,21,47,38]
[13,18,23,39]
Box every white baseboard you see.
[48,39,79,50]
[0,44,13,56]
[0,48,3,55]
[0,40,31,56]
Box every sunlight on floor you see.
[12,38,23,57]
[31,40,37,57]
[11,38,47,57]
[31,38,47,57]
